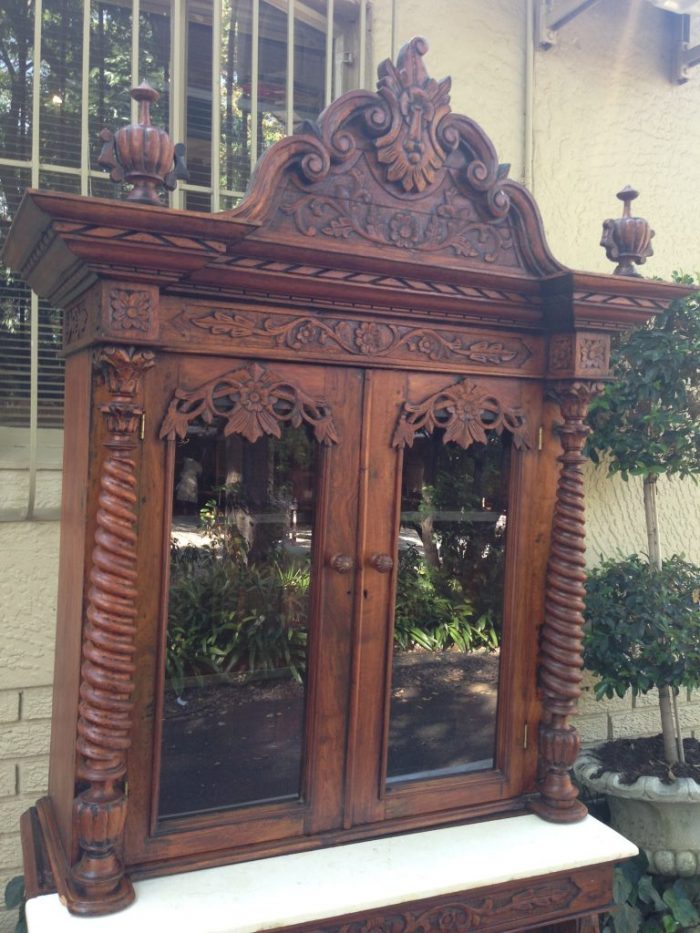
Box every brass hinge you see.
[523,722,529,750]
[140,413,146,441]
[537,426,543,451]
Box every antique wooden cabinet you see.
[3,37,688,932]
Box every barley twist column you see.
[530,380,603,823]
[70,347,154,913]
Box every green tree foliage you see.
[587,280,700,481]
[586,278,700,764]
[583,554,700,701]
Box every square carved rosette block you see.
[547,332,611,381]
[2,34,693,927]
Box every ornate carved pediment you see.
[231,38,562,277]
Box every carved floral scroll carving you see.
[392,378,530,450]
[177,308,533,369]
[303,877,580,932]
[71,346,154,911]
[159,362,339,445]
[64,302,89,346]
[280,173,517,263]
[531,380,604,824]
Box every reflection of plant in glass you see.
[400,432,509,648]
[394,546,498,652]
[166,538,309,697]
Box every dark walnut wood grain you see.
[2,33,691,924]
[531,381,603,823]
[70,347,154,912]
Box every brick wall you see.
[0,687,51,933]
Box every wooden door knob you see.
[369,553,394,573]
[328,553,354,574]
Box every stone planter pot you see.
[575,748,700,877]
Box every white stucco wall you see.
[2,2,700,925]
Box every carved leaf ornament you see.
[374,36,452,194]
[159,362,339,446]
[393,378,530,451]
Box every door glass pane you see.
[159,422,318,819]
[387,432,511,785]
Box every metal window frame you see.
[1,0,370,520]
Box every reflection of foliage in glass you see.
[167,423,316,695]
[402,433,509,641]
[394,545,498,652]
[167,531,310,697]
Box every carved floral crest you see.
[393,378,530,451]
[374,36,451,193]
[159,362,339,446]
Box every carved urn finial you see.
[98,81,187,205]
[600,186,654,277]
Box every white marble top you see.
[26,814,637,933]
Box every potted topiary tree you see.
[574,280,700,876]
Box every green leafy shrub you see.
[583,554,700,702]
[394,545,498,652]
[605,853,700,932]
[3,875,26,933]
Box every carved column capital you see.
[95,346,155,399]
[531,379,603,824]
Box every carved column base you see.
[69,790,134,913]
[531,717,587,824]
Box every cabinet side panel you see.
[48,349,92,854]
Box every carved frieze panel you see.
[168,304,538,373]
[159,361,339,445]
[547,333,610,379]
[393,378,531,451]
[297,877,581,932]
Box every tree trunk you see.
[643,474,679,764]
[643,474,662,571]
[659,684,679,765]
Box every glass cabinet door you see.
[149,358,363,839]
[345,369,536,828]
[132,359,538,865]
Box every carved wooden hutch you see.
[3,38,688,933]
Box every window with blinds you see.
[0,0,368,518]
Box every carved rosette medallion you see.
[109,288,153,333]
[548,335,574,373]
[71,346,154,911]
[175,308,534,370]
[548,333,610,379]
[531,380,604,824]
[578,335,608,372]
[159,362,339,446]
[392,378,530,450]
